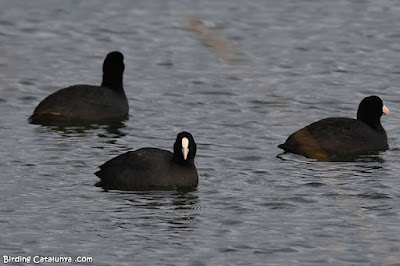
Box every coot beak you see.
[383,105,390,115]
[182,147,189,160]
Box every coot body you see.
[278,96,389,160]
[95,132,198,190]
[29,51,128,124]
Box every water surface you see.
[1,0,400,265]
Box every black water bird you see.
[278,96,389,160]
[29,51,128,124]
[95,132,198,190]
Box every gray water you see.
[1,0,400,265]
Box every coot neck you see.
[358,116,384,132]
[101,74,124,94]
[172,154,194,166]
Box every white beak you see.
[383,105,390,115]
[182,147,189,160]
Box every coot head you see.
[357,95,389,129]
[173,131,197,163]
[101,51,125,92]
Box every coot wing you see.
[280,117,388,159]
[95,148,173,189]
[31,85,128,122]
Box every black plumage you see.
[95,132,198,190]
[29,51,128,124]
[278,96,389,160]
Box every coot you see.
[29,51,128,124]
[95,132,198,190]
[278,96,389,160]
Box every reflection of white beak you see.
[182,137,189,160]
[383,105,390,115]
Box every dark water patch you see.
[248,99,286,108]
[157,60,174,67]
[18,96,37,103]
[19,79,37,86]
[253,247,298,254]
[233,155,264,162]
[358,192,392,200]
[196,89,237,96]
[191,79,207,85]
[304,182,327,188]
[259,202,296,210]
[361,204,392,212]
[287,196,318,204]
